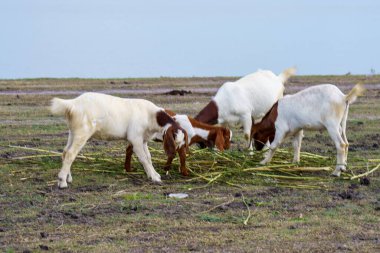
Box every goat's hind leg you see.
[339,126,349,165]
[241,114,252,142]
[340,104,350,166]
[58,131,92,188]
[327,125,347,177]
[62,130,74,183]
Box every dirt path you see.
[0,87,218,96]
[1,83,380,96]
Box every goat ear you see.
[163,126,176,157]
[223,128,231,149]
[215,129,225,151]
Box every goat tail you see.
[345,83,365,104]
[50,98,74,118]
[279,67,297,83]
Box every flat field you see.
[0,75,379,252]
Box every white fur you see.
[260,84,364,176]
[193,127,210,141]
[174,114,211,144]
[175,129,185,147]
[50,92,186,188]
[173,115,196,142]
[213,67,295,143]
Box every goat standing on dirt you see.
[50,92,188,188]
[251,83,365,176]
[194,67,296,152]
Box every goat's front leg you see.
[248,139,254,156]
[248,119,255,155]
[124,144,134,172]
[163,154,175,172]
[178,146,189,176]
[260,130,286,165]
[131,140,161,183]
[292,130,304,163]
[241,114,252,141]
[67,172,73,183]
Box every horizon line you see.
[1,73,379,81]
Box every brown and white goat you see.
[251,83,365,176]
[50,92,188,188]
[166,109,231,151]
[124,109,231,173]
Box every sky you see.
[0,0,379,78]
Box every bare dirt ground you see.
[0,75,379,252]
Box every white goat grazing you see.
[251,83,365,177]
[194,67,296,151]
[50,92,188,188]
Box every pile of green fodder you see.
[161,147,379,189]
[6,145,380,189]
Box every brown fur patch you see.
[194,100,218,125]
[251,102,278,151]
[124,144,133,172]
[163,126,177,157]
[156,110,176,127]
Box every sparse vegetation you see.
[0,76,379,252]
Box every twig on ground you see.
[242,193,252,226]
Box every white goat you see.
[194,67,296,151]
[50,92,188,188]
[251,83,365,176]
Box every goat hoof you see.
[181,170,190,177]
[58,180,68,189]
[249,151,254,156]
[150,173,162,184]
[331,170,341,177]
[152,178,162,185]
[259,159,267,165]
